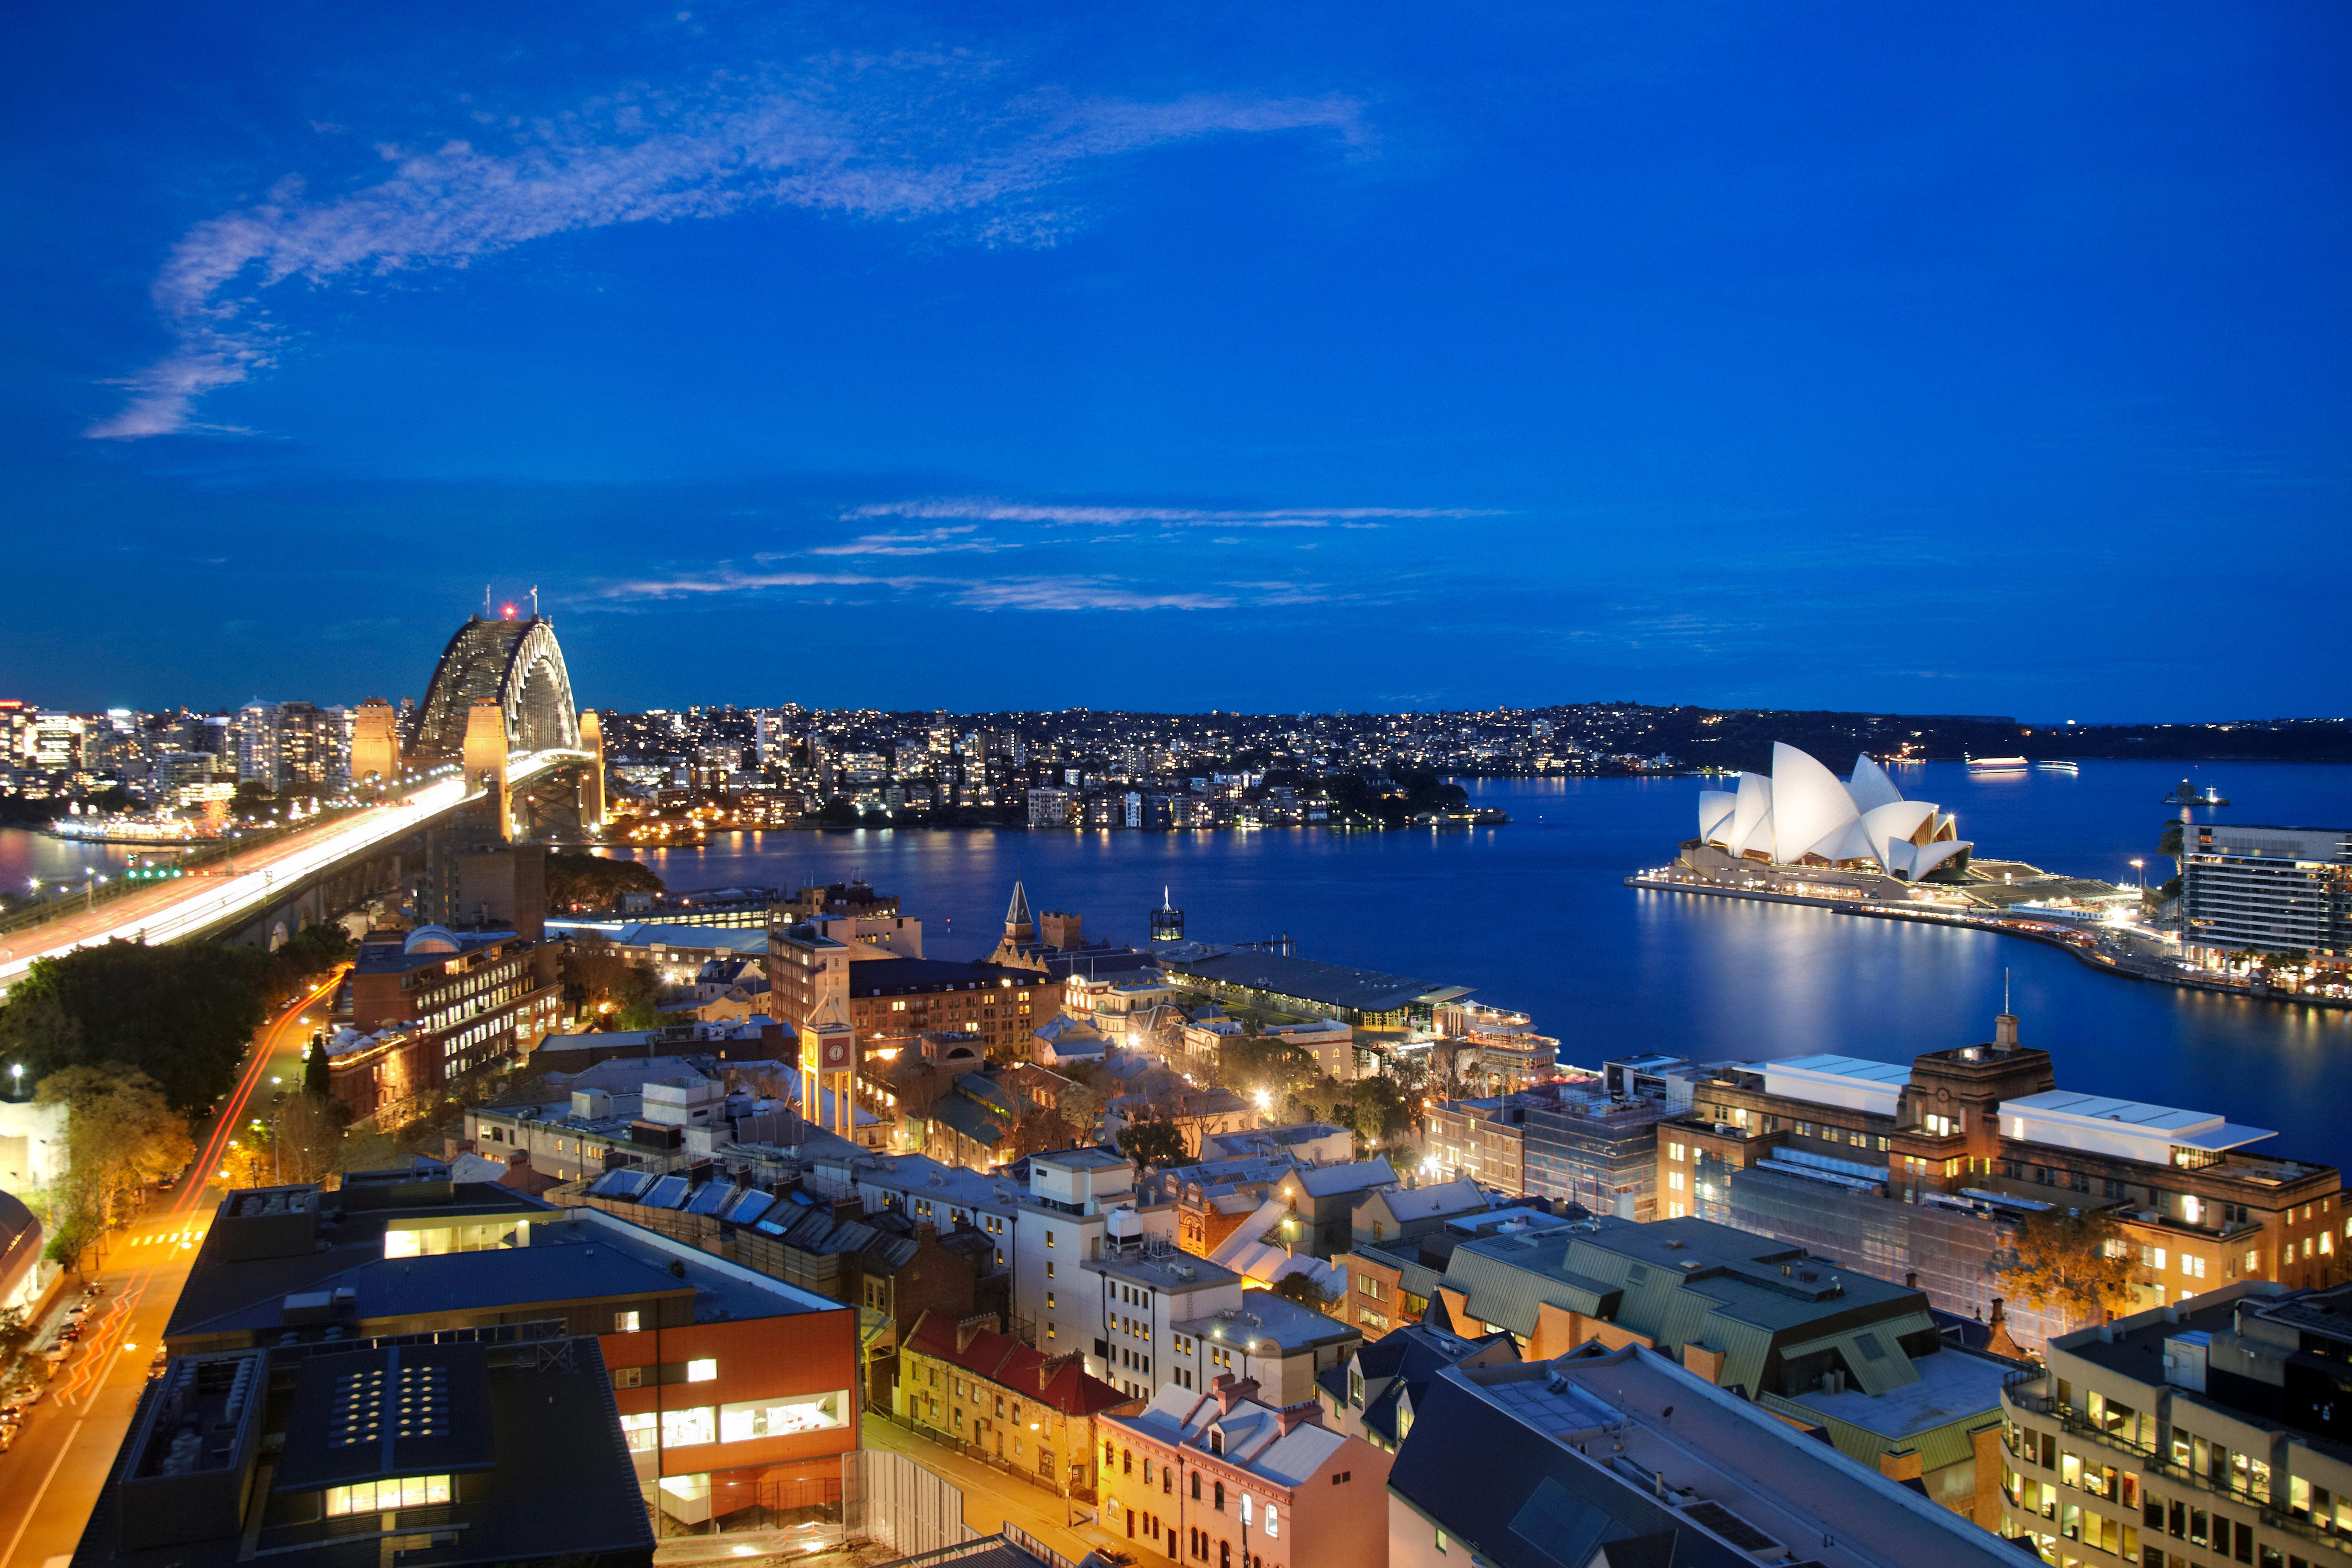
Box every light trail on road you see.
[0,748,583,993]
[0,972,343,1568]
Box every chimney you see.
[1213,1374,1261,1415]
[1276,1401,1323,1436]
[1994,1012,2019,1050]
[955,1313,995,1354]
[913,1222,937,1247]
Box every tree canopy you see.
[545,851,664,912]
[3,941,266,1115]
[1997,1207,2137,1321]
[1117,1119,1190,1168]
[37,1066,194,1267]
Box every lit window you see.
[661,1407,717,1448]
[325,1475,451,1515]
[614,1310,641,1333]
[686,1358,717,1382]
[720,1391,846,1440]
[618,1412,657,1453]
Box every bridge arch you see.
[412,615,580,763]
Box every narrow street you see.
[860,1415,1169,1566]
[0,969,341,1568]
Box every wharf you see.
[1622,873,2351,1012]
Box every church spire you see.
[1005,878,1034,940]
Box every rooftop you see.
[845,957,1049,995]
[1173,1288,1360,1354]
[1389,1345,2022,1568]
[2000,1088,2275,1154]
[1159,945,1473,1014]
[166,1177,839,1346]
[74,1332,651,1568]
[1106,1380,1351,1490]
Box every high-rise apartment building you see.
[2181,822,2352,970]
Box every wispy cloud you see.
[585,568,907,601]
[792,525,1012,557]
[954,577,1236,611]
[92,61,1364,438]
[576,562,1321,613]
[846,498,1493,528]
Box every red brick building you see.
[326,924,565,1119]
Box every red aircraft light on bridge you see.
[500,603,518,619]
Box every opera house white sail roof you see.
[1697,743,1972,880]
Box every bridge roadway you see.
[0,748,588,993]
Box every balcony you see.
[2002,1386,2346,1552]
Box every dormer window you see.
[1209,1429,1224,1455]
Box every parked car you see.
[146,1348,170,1380]
[0,1420,19,1453]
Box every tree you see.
[565,942,661,1028]
[0,940,269,1115]
[36,1066,196,1268]
[1011,1103,1077,1159]
[1997,1207,2138,1322]
[274,1092,345,1186]
[303,1036,332,1097]
[1346,1076,1411,1148]
[544,852,664,913]
[1055,1078,1104,1143]
[1117,1119,1189,1168]
[1265,1273,1338,1314]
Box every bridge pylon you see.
[462,699,512,840]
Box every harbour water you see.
[4,759,2347,1165]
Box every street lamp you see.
[2129,858,2146,891]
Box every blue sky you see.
[3,3,2346,718]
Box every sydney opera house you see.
[1690,743,1973,882]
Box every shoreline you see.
[1623,874,2350,1013]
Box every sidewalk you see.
[861,1417,1150,1565]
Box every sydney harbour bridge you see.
[0,614,606,988]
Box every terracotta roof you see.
[904,1310,1131,1417]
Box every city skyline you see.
[6,5,2349,716]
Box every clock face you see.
[824,1039,852,1069]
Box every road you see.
[0,970,343,1568]
[0,748,583,993]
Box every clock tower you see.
[803,992,858,1139]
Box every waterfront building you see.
[1387,1343,2026,1568]
[1697,742,1973,880]
[897,1310,1129,1497]
[1433,1212,2016,1524]
[2181,821,2352,971]
[1099,1373,1394,1568]
[73,1334,654,1568]
[160,1168,863,1533]
[1658,1014,2347,1350]
[1997,1278,2352,1568]
[1157,944,1473,1032]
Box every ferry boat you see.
[2035,761,2080,775]
[1965,754,2030,771]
